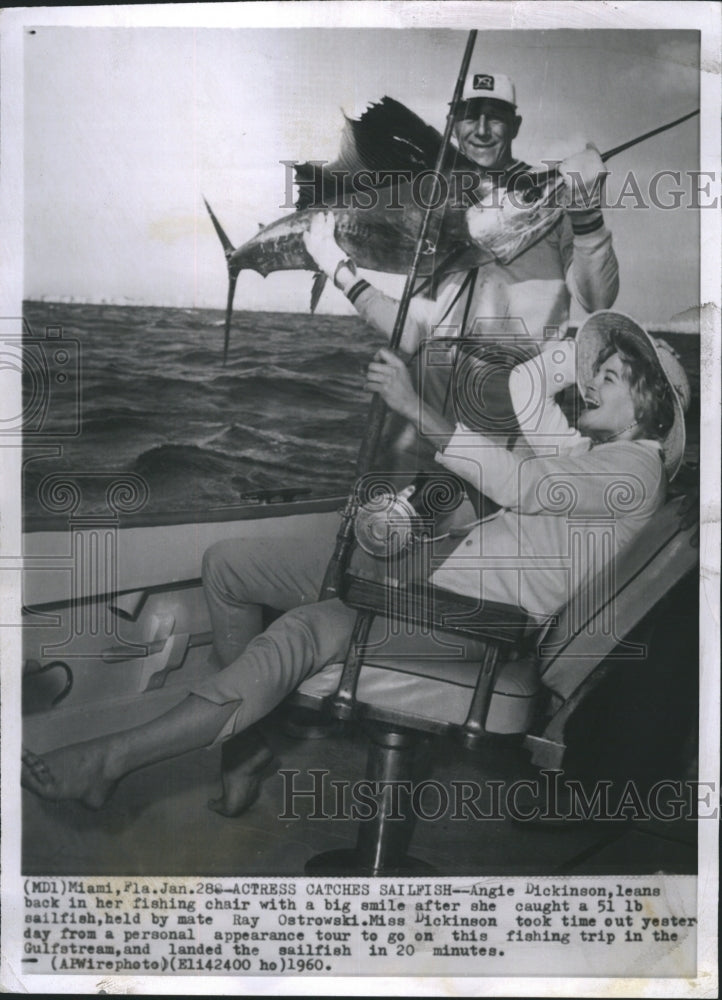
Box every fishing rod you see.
[317,28,478,603]
[511,108,700,195]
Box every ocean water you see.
[22,302,385,518]
[21,301,700,520]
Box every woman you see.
[21,311,689,811]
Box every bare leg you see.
[23,598,358,811]
[197,591,358,817]
[208,725,274,817]
[21,695,236,809]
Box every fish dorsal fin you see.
[294,96,444,211]
[310,271,327,313]
[345,96,443,173]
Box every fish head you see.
[464,175,566,265]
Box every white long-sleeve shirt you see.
[430,343,666,617]
[350,211,619,352]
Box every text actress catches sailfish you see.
[203,55,698,365]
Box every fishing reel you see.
[353,473,464,559]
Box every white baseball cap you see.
[458,71,517,109]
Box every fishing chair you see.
[292,494,698,874]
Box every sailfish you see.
[204,100,698,364]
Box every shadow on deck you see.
[23,711,697,877]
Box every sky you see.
[22,24,704,325]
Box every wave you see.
[207,420,353,459]
[132,444,240,477]
[83,414,156,435]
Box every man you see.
[305,70,619,354]
[304,71,619,470]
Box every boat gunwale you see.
[22,492,348,534]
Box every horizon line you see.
[21,298,702,335]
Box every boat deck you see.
[23,709,697,877]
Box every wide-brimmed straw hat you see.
[575,310,690,480]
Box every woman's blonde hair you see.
[594,328,676,441]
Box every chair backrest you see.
[325,497,696,742]
[537,496,698,701]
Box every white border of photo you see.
[1,3,718,996]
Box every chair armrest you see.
[342,572,541,646]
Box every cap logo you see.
[473,74,494,91]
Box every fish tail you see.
[204,197,239,366]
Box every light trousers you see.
[192,514,481,742]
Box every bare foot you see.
[21,741,119,810]
[208,731,274,818]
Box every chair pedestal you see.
[305,574,537,874]
[305,726,435,876]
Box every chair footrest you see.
[523,733,567,769]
